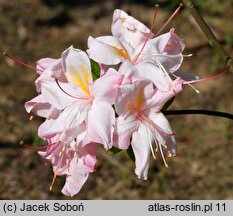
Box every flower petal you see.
[90,68,123,104]
[86,101,115,149]
[131,123,151,180]
[114,115,138,149]
[25,94,60,119]
[62,46,92,96]
[38,103,87,142]
[61,143,97,197]
[87,36,130,65]
[143,28,185,72]
[135,62,172,91]
[115,79,154,116]
[148,112,176,157]
[145,77,184,111]
[40,79,77,110]
[111,9,153,48]
[36,58,57,75]
[35,59,67,92]
[61,157,89,196]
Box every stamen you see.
[21,141,60,151]
[49,174,57,191]
[55,79,91,100]
[154,57,176,91]
[170,72,200,94]
[183,54,193,57]
[158,139,168,168]
[145,125,157,159]
[29,115,34,121]
[138,113,175,137]
[2,52,38,71]
[59,143,66,156]
[153,134,168,167]
[133,4,159,64]
[187,83,200,93]
[184,68,228,84]
[155,3,183,36]
[151,145,157,159]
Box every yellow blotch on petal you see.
[127,102,137,112]
[127,89,144,113]
[136,89,144,110]
[81,64,92,85]
[112,46,129,59]
[69,65,91,96]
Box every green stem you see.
[182,0,233,71]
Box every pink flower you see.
[61,142,98,196]
[38,134,98,196]
[25,46,122,196]
[114,78,183,180]
[38,46,121,149]
[87,9,185,91]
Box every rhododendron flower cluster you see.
[23,7,220,196]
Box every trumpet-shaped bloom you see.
[88,29,184,69]
[114,78,183,180]
[38,46,121,149]
[88,9,185,76]
[38,134,98,196]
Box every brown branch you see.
[164,109,233,120]
[182,0,233,72]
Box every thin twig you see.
[182,0,233,71]
[163,109,233,120]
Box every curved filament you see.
[155,3,183,36]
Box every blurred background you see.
[0,0,232,199]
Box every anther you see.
[120,17,126,23]
[183,54,193,57]
[170,72,200,94]
[49,174,57,191]
[29,115,34,121]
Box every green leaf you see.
[127,145,135,162]
[32,135,41,147]
[108,146,122,155]
[161,97,175,112]
[90,59,100,80]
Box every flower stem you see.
[182,0,233,72]
[163,109,233,120]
